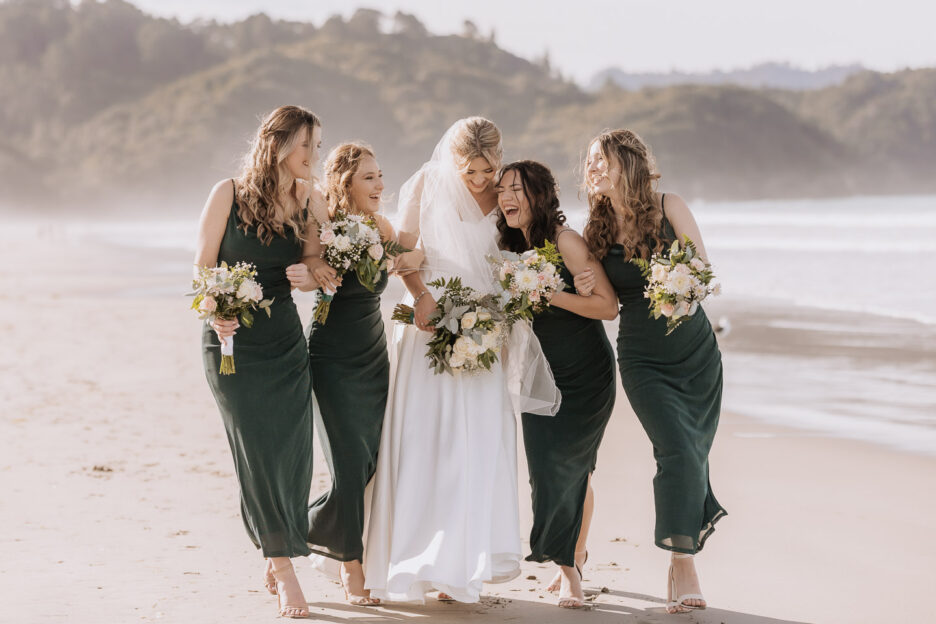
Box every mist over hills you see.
[1,0,933,212]
[589,62,866,92]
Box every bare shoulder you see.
[555,227,589,260]
[203,178,235,217]
[661,192,692,218]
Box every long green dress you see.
[306,269,389,562]
[522,241,616,568]
[202,183,314,558]
[601,194,726,554]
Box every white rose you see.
[334,235,352,252]
[449,352,466,368]
[660,302,675,317]
[460,311,478,330]
[477,309,492,322]
[673,301,690,318]
[689,257,706,272]
[368,243,384,261]
[453,336,473,358]
[673,263,691,276]
[543,263,556,276]
[320,228,336,245]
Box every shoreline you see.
[2,227,935,623]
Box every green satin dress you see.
[306,269,389,562]
[601,195,726,554]
[201,184,314,558]
[522,255,616,568]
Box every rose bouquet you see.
[315,210,408,324]
[631,235,721,335]
[392,277,507,375]
[488,240,565,323]
[190,261,274,374]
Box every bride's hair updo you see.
[583,128,665,262]
[323,142,375,214]
[449,117,503,171]
[236,105,320,244]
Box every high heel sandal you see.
[340,562,378,606]
[548,550,588,593]
[558,561,586,609]
[264,559,278,596]
[666,553,706,614]
[270,562,310,619]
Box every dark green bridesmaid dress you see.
[306,268,389,562]
[522,237,616,568]
[601,194,726,554]
[202,182,314,558]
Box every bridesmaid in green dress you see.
[579,129,726,614]
[494,161,618,609]
[301,142,398,606]
[195,105,323,619]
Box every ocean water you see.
[10,194,935,454]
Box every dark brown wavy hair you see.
[496,160,567,253]
[235,105,320,244]
[322,142,376,215]
[582,129,665,261]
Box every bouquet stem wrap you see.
[313,287,337,324]
[219,334,235,375]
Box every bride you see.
[364,117,558,603]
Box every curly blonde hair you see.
[449,117,503,172]
[583,129,665,261]
[322,142,376,214]
[235,105,320,245]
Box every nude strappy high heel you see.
[270,562,310,619]
[666,553,706,614]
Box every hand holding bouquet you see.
[631,235,721,335]
[315,210,408,323]
[190,261,274,374]
[489,240,566,323]
[392,277,507,375]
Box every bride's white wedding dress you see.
[363,125,558,603]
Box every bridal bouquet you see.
[190,261,274,374]
[631,235,721,335]
[392,277,507,375]
[489,240,566,323]
[315,210,409,323]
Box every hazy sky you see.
[129,0,935,84]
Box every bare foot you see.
[666,555,706,613]
[270,561,309,619]
[340,560,378,606]
[558,564,585,609]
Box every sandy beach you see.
[2,225,934,624]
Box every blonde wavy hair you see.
[449,116,503,172]
[323,142,376,214]
[235,105,320,245]
[583,129,665,261]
